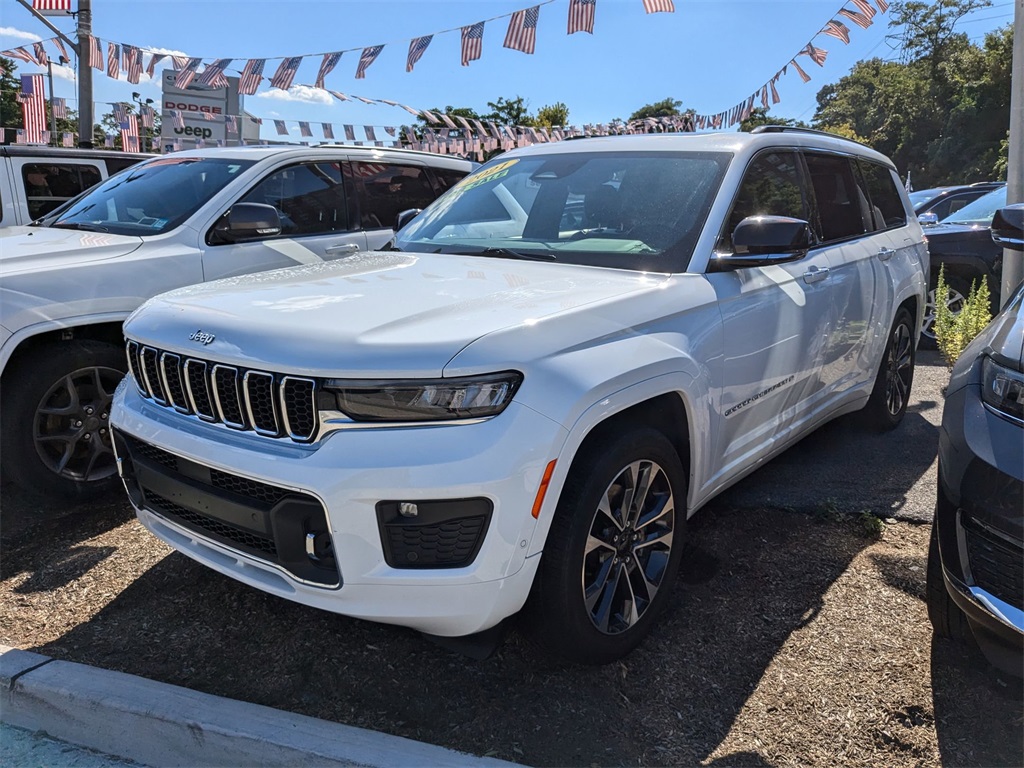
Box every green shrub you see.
[934,264,992,367]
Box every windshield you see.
[942,187,1007,226]
[393,150,731,272]
[908,188,946,208]
[49,156,256,236]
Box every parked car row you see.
[2,133,1018,672]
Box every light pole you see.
[132,91,153,153]
[1001,0,1023,306]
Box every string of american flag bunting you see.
[2,0,890,152]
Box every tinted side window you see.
[721,151,807,252]
[105,157,143,175]
[804,153,870,242]
[22,163,102,219]
[240,162,348,236]
[433,167,469,193]
[858,160,907,229]
[349,163,436,229]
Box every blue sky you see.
[0,0,1014,139]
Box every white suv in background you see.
[111,129,927,663]
[0,146,473,501]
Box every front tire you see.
[531,427,687,664]
[865,306,915,431]
[926,525,969,643]
[1,340,127,502]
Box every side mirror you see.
[991,205,1024,251]
[917,212,939,227]
[394,208,422,232]
[216,203,282,242]
[712,216,812,270]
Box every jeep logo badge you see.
[189,330,216,345]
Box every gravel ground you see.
[1,350,1021,767]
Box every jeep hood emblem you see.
[189,330,216,345]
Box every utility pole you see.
[76,0,94,147]
[1001,0,1023,306]
[46,59,57,145]
[13,0,92,147]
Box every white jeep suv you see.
[0,145,473,501]
[111,129,927,663]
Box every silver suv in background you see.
[1,145,474,501]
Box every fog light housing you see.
[376,498,492,569]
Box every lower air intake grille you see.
[967,527,1024,611]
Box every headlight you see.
[981,356,1024,424]
[319,371,523,422]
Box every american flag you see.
[32,42,49,66]
[771,73,781,103]
[364,125,377,141]
[171,55,190,70]
[322,123,335,139]
[104,134,113,148]
[504,6,539,54]
[344,124,355,140]
[461,22,484,66]
[19,74,46,144]
[328,89,350,102]
[225,114,238,133]
[121,117,139,151]
[801,42,828,66]
[406,35,432,72]
[455,115,473,134]
[197,58,232,87]
[140,105,154,128]
[760,85,769,108]
[112,102,131,123]
[270,56,303,90]
[174,58,203,89]
[107,43,120,79]
[439,112,458,130]
[790,58,811,82]
[838,8,872,29]
[642,0,674,12]
[851,0,877,19]
[384,126,396,136]
[1,47,35,63]
[62,132,75,147]
[355,45,383,79]
[315,52,342,89]
[822,20,851,44]
[123,45,144,84]
[239,59,265,95]
[568,0,597,34]
[146,53,165,77]
[274,120,288,135]
[298,121,312,137]
[88,36,103,70]
[168,109,185,129]
[874,0,889,12]
[31,0,71,14]
[52,96,67,118]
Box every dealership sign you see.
[160,70,243,149]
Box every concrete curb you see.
[1,645,519,768]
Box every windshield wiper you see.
[469,247,557,262]
[51,222,110,232]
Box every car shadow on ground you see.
[0,483,133,592]
[21,505,870,767]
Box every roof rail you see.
[749,125,872,148]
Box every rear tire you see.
[921,273,969,350]
[865,306,915,431]
[1,340,126,503]
[530,427,687,664]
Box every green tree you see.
[628,97,682,121]
[738,107,809,133]
[0,56,24,142]
[484,96,535,126]
[535,102,569,129]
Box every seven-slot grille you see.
[125,340,318,442]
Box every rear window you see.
[857,160,907,230]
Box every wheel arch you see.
[1,319,126,379]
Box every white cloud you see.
[0,26,42,43]
[50,64,76,82]
[255,85,332,106]
[144,46,189,58]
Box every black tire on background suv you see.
[1,339,127,502]
[921,272,970,350]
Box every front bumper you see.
[112,380,568,636]
[936,381,1023,672]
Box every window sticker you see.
[455,159,519,192]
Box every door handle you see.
[325,243,360,255]
[877,247,895,261]
[802,266,830,284]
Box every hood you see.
[124,251,666,378]
[923,222,990,240]
[0,226,143,275]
